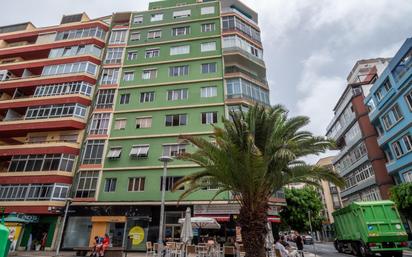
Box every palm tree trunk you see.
[238,202,268,257]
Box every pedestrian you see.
[275,236,289,257]
[40,232,47,251]
[99,234,110,257]
[295,232,304,257]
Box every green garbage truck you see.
[333,200,409,257]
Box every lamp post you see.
[158,156,173,253]
[55,198,72,256]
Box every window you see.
[107,147,122,159]
[75,171,99,198]
[226,78,270,105]
[382,104,403,130]
[160,176,184,191]
[222,16,261,42]
[147,30,162,39]
[201,86,217,98]
[34,82,92,97]
[0,183,70,201]
[104,48,123,64]
[202,112,217,124]
[403,134,412,152]
[223,36,263,59]
[163,144,187,157]
[123,71,135,81]
[89,113,110,135]
[104,178,117,192]
[142,69,157,80]
[392,141,404,158]
[109,30,127,44]
[405,89,412,110]
[172,26,190,36]
[130,32,141,41]
[129,145,150,159]
[167,89,188,101]
[201,63,217,73]
[201,6,215,15]
[383,80,392,91]
[25,104,87,120]
[96,89,115,109]
[170,45,190,55]
[169,65,189,76]
[404,171,412,182]
[145,48,160,58]
[201,42,216,52]
[173,10,191,18]
[151,13,164,22]
[393,48,412,81]
[128,177,145,192]
[375,89,383,101]
[100,68,119,85]
[201,23,215,32]
[49,44,102,58]
[136,117,152,128]
[165,114,187,126]
[120,93,130,104]
[127,51,138,60]
[114,119,127,130]
[140,91,155,103]
[42,62,97,76]
[8,154,75,173]
[133,15,143,24]
[55,27,106,41]
[82,140,105,164]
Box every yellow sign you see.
[128,226,145,246]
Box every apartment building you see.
[315,157,342,240]
[63,0,278,250]
[365,38,412,184]
[0,13,108,249]
[326,58,394,206]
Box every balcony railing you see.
[225,66,268,85]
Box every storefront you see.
[19,215,59,250]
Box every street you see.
[302,242,412,257]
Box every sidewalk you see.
[9,251,318,257]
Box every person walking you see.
[40,232,47,251]
[295,233,304,257]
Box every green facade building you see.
[63,0,282,250]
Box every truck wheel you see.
[358,244,369,257]
[351,243,360,256]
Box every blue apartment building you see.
[365,38,412,184]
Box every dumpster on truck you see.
[333,200,408,257]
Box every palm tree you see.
[174,105,344,257]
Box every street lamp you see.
[158,156,173,251]
[55,198,72,256]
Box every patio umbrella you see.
[180,207,194,244]
[265,222,275,249]
[179,217,221,230]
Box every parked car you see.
[303,235,314,245]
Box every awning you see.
[268,216,281,223]
[194,214,230,222]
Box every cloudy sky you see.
[2,0,412,161]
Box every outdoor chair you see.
[186,245,196,257]
[171,243,184,257]
[237,245,245,257]
[146,242,156,257]
[223,246,236,257]
[196,245,208,257]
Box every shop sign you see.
[16,214,39,223]
[194,204,240,215]
[128,226,145,246]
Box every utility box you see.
[333,200,408,257]
[0,222,10,257]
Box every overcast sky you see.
[2,0,412,162]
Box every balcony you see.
[0,116,86,137]
[0,94,91,111]
[0,37,105,58]
[0,73,97,93]
[340,176,375,198]
[0,140,80,157]
[225,66,268,87]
